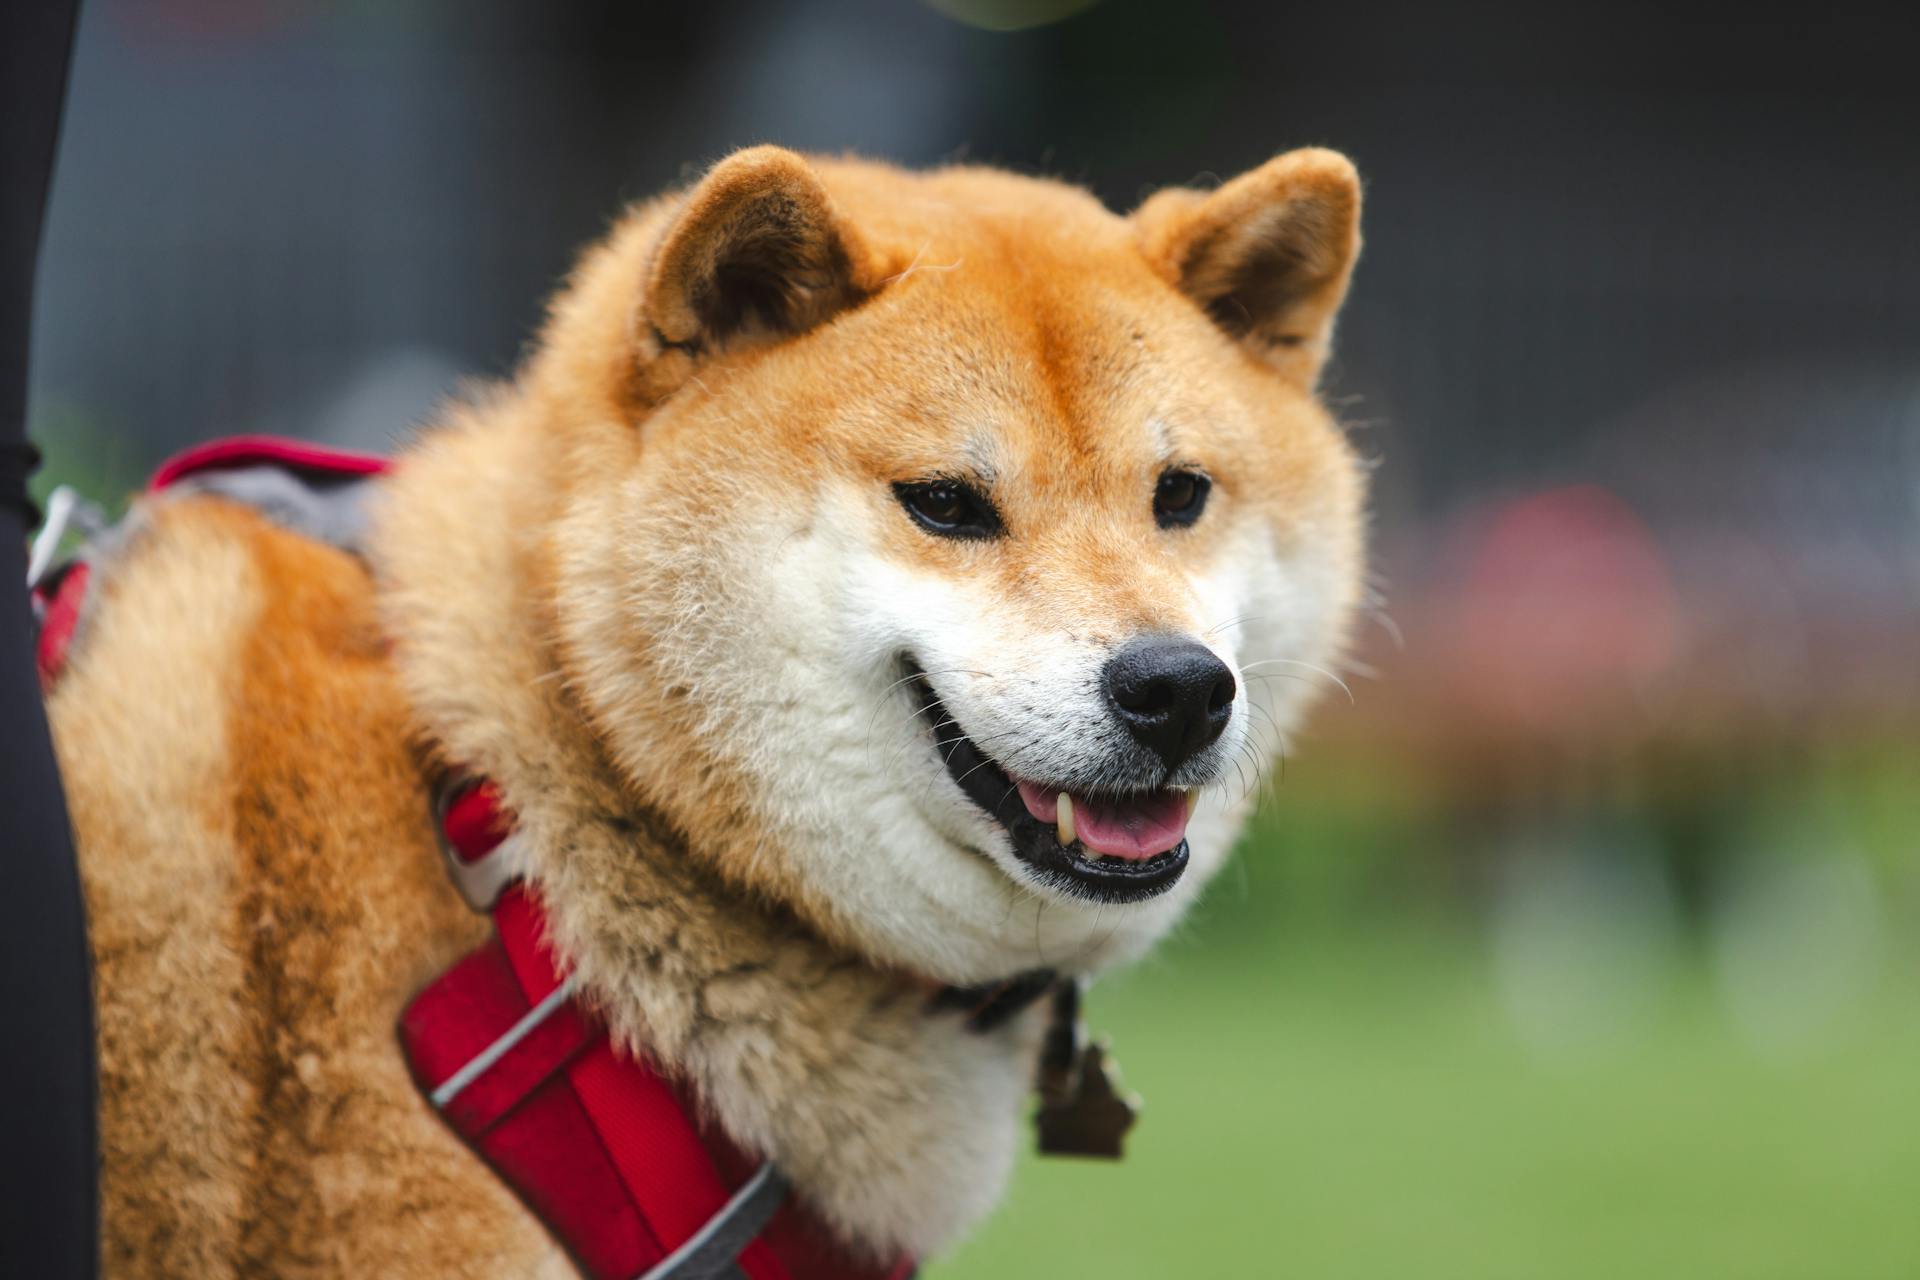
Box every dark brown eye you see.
[1154,468,1211,528]
[894,479,1002,540]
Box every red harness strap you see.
[31,435,390,683]
[407,780,912,1280]
[32,436,914,1280]
[34,559,88,684]
[145,433,390,491]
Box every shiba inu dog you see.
[47,144,1367,1276]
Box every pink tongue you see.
[1016,781,1191,860]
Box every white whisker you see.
[1237,657,1354,705]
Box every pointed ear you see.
[1134,148,1362,389]
[636,146,876,390]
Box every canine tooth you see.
[1056,793,1076,847]
[1185,788,1200,818]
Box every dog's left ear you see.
[1133,148,1362,390]
[636,146,876,397]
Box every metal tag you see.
[1036,1039,1139,1159]
[1034,978,1139,1160]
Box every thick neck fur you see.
[370,401,1041,1263]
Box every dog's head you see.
[537,147,1367,982]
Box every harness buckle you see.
[26,485,107,595]
[433,775,523,914]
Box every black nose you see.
[1101,635,1236,770]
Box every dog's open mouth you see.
[906,664,1193,903]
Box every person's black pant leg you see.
[1,1,99,1277]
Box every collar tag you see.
[1034,978,1139,1159]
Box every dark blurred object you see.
[2,1,98,1277]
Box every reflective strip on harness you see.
[637,1164,789,1280]
[429,974,581,1109]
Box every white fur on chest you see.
[691,998,1043,1261]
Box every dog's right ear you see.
[633,146,876,401]
[1133,148,1362,391]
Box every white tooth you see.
[1185,788,1201,819]
[1056,793,1076,847]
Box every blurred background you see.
[28,0,1920,1275]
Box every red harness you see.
[32,437,915,1280]
[409,779,913,1280]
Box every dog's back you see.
[49,495,566,1277]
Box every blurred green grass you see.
[932,775,1920,1280]
[934,927,1920,1278]
[26,399,146,517]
